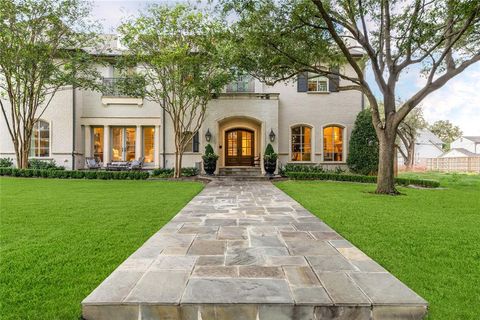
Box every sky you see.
[90,0,480,135]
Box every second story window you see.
[102,77,145,97]
[307,73,329,92]
[226,75,255,93]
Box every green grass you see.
[275,172,480,319]
[0,178,203,320]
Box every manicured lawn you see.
[275,172,480,320]
[0,178,203,320]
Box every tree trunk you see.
[174,146,183,178]
[17,141,29,169]
[376,131,399,195]
[405,143,415,170]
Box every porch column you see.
[84,125,92,157]
[103,125,110,165]
[154,125,161,167]
[135,125,142,161]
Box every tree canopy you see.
[0,0,102,168]
[119,4,236,177]
[224,0,480,194]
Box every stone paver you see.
[82,180,428,320]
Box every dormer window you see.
[307,73,329,92]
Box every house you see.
[449,136,480,155]
[397,129,444,169]
[0,36,363,173]
[438,148,479,158]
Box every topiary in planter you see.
[263,143,278,175]
[202,144,219,175]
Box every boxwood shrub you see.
[152,167,198,178]
[0,168,149,180]
[283,172,440,188]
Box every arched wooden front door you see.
[225,128,254,166]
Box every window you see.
[143,127,155,163]
[30,120,50,157]
[226,75,255,93]
[307,73,328,92]
[183,131,200,153]
[93,127,104,162]
[323,125,344,161]
[291,125,312,161]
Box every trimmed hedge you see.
[152,167,198,178]
[0,167,149,180]
[283,171,440,188]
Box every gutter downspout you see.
[162,97,166,168]
[361,92,365,111]
[72,85,76,170]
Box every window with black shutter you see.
[193,132,200,152]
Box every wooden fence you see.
[427,157,480,173]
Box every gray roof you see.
[442,148,480,157]
[463,136,480,143]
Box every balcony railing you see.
[102,77,145,97]
[226,75,255,93]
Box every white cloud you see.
[419,65,480,135]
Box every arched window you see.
[323,125,344,161]
[30,120,50,157]
[291,125,312,161]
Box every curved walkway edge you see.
[82,180,428,320]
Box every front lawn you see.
[0,178,203,320]
[275,172,480,320]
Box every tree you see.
[224,0,480,194]
[119,5,235,178]
[429,120,463,149]
[397,108,427,169]
[347,109,379,175]
[0,0,101,168]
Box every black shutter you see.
[329,67,340,92]
[297,72,308,92]
[193,132,200,152]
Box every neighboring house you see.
[0,36,363,172]
[439,148,480,158]
[397,129,444,168]
[450,136,480,154]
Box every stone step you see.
[218,167,262,177]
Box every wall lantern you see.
[269,129,276,142]
[205,129,212,142]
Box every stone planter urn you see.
[263,143,278,176]
[202,144,219,175]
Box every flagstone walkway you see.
[82,180,427,320]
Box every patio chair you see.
[106,161,129,171]
[85,157,101,170]
[129,157,145,170]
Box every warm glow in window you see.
[30,120,50,157]
[291,125,311,161]
[307,73,328,92]
[93,127,104,162]
[323,126,343,161]
[143,127,154,163]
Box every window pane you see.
[183,131,194,152]
[334,126,343,161]
[125,128,136,161]
[93,127,104,162]
[308,81,318,92]
[143,127,154,163]
[318,80,328,92]
[291,126,311,161]
[30,121,49,157]
[111,128,123,161]
[227,131,237,156]
[323,126,343,161]
[242,131,252,156]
